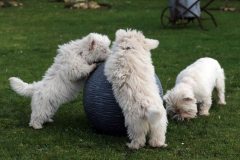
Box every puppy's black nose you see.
[126,47,131,50]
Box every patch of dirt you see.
[50,0,110,9]
[0,0,23,8]
[65,1,111,9]
[65,1,110,9]
[208,7,239,12]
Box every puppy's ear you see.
[89,40,95,50]
[116,29,126,40]
[163,95,168,101]
[183,95,197,104]
[163,91,170,101]
[87,34,96,50]
[182,95,194,101]
[145,38,159,50]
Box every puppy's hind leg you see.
[216,68,226,105]
[29,96,56,129]
[147,108,167,148]
[126,117,149,149]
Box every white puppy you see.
[9,33,111,129]
[164,57,226,121]
[104,29,168,149]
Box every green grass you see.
[1,0,240,159]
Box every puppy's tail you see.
[145,107,164,126]
[9,77,34,97]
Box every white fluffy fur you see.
[104,29,168,149]
[9,33,111,129]
[164,57,226,121]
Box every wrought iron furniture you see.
[161,0,217,29]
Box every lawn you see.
[0,0,240,159]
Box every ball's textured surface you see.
[83,62,164,136]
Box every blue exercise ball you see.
[83,62,164,136]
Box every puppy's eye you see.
[102,49,106,53]
[126,47,134,50]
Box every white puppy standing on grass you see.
[9,33,111,129]
[164,57,226,121]
[104,29,168,149]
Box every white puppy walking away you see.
[104,29,168,149]
[9,33,111,129]
[164,57,226,121]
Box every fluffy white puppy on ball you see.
[104,29,168,149]
[9,33,111,129]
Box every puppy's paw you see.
[90,63,97,71]
[199,110,210,116]
[30,124,43,130]
[126,142,144,149]
[29,121,43,129]
[149,140,167,148]
[218,101,226,105]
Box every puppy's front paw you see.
[218,101,226,105]
[29,121,43,129]
[149,140,167,148]
[30,124,43,130]
[90,63,97,71]
[126,142,144,149]
[199,110,210,116]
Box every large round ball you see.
[83,62,164,136]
